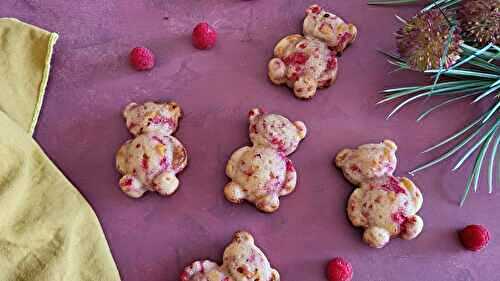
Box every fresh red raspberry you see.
[459,224,490,251]
[192,22,217,50]
[326,257,353,281]
[129,47,155,71]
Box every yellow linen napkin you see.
[0,18,57,135]
[0,18,121,281]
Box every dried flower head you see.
[457,0,500,47]
[396,10,462,71]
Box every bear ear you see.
[335,149,352,167]
[294,121,307,139]
[383,139,397,151]
[123,102,138,118]
[167,101,183,118]
[399,177,423,211]
[306,4,322,15]
[348,24,358,41]
[248,108,263,122]
[233,231,254,244]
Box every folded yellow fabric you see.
[0,19,121,281]
[0,18,57,135]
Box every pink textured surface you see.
[2,0,498,280]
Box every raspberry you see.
[283,52,308,65]
[459,224,490,251]
[326,257,353,281]
[192,22,217,50]
[129,47,155,71]
[179,271,189,281]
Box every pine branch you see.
[372,0,499,205]
[379,42,499,204]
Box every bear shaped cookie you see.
[224,108,307,213]
[268,4,357,99]
[303,4,358,54]
[335,140,424,248]
[268,34,338,100]
[116,101,187,198]
[180,231,280,281]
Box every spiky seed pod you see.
[457,0,500,47]
[396,10,463,71]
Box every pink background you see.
[2,0,498,280]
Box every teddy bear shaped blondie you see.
[180,231,280,281]
[115,101,187,198]
[335,140,424,248]
[224,108,307,213]
[268,4,357,99]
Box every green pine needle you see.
[461,44,498,60]
[368,0,463,11]
[422,113,486,153]
[483,101,500,124]
[452,122,499,171]
[460,123,498,206]
[489,135,499,193]
[425,69,500,79]
[409,121,488,175]
[448,43,494,71]
[472,126,497,192]
[431,21,456,93]
[417,92,480,122]
[368,0,419,5]
[460,164,475,206]
[473,84,500,103]
[378,80,489,103]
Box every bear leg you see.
[153,171,179,196]
[270,269,281,281]
[363,226,390,248]
[293,76,318,99]
[180,260,222,281]
[400,215,424,240]
[268,58,287,85]
[116,141,130,174]
[224,181,246,204]
[119,174,148,198]
[256,194,280,213]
